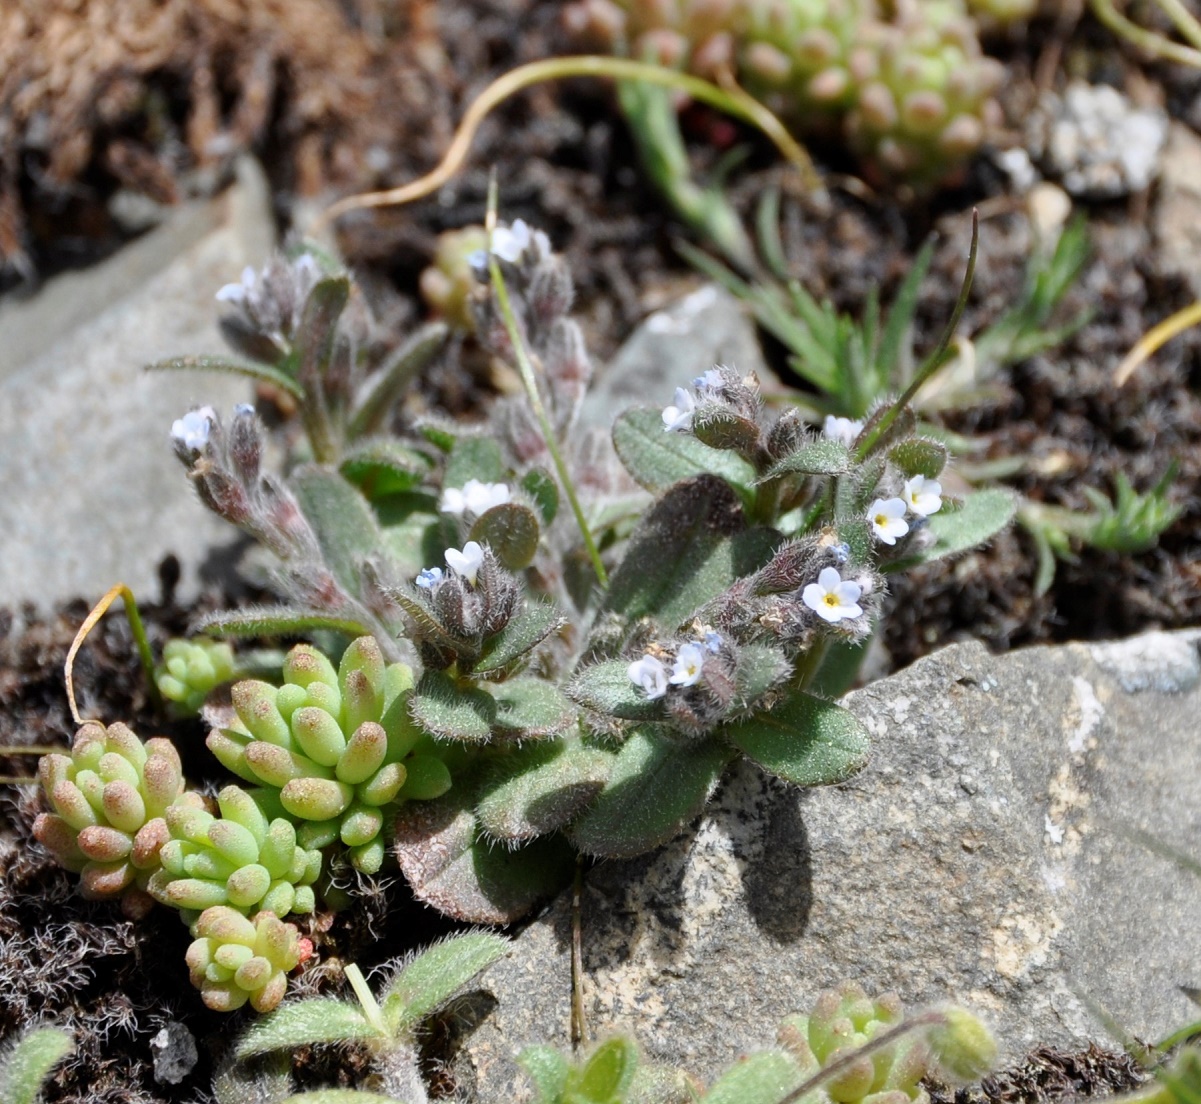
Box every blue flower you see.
[415,567,444,589]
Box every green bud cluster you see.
[185,905,303,1013]
[209,637,453,873]
[568,0,1010,184]
[155,637,237,715]
[33,722,184,917]
[148,785,321,923]
[777,982,931,1104]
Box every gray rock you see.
[579,284,768,430]
[1153,122,1201,297]
[0,158,275,611]
[150,1021,198,1085]
[457,631,1201,1100]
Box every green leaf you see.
[808,636,871,699]
[473,603,566,675]
[294,276,351,462]
[410,672,497,744]
[568,729,734,858]
[518,1046,571,1104]
[888,438,948,479]
[194,606,376,640]
[690,408,761,454]
[604,476,779,630]
[723,690,870,786]
[489,678,577,740]
[733,643,791,708]
[521,468,560,525]
[577,1036,640,1100]
[0,1026,73,1104]
[469,503,541,570]
[566,659,665,723]
[445,436,506,488]
[394,784,574,923]
[291,466,384,600]
[613,408,756,496]
[340,438,431,498]
[761,439,851,481]
[886,489,1016,571]
[348,321,449,438]
[701,1050,802,1104]
[145,354,306,399]
[476,738,611,841]
[380,931,509,1035]
[234,998,378,1060]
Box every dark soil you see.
[2,0,1199,1100]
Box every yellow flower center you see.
[823,592,840,607]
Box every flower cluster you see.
[627,636,714,700]
[868,476,943,547]
[440,480,512,519]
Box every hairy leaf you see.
[566,659,666,723]
[393,785,574,923]
[469,503,541,571]
[690,408,761,455]
[732,643,791,709]
[473,603,566,675]
[568,729,733,858]
[475,739,611,841]
[194,606,376,640]
[888,438,947,480]
[380,931,509,1035]
[489,679,577,740]
[701,1050,802,1104]
[234,998,378,1060]
[410,673,497,743]
[577,1036,640,1100]
[613,407,755,496]
[521,467,560,525]
[761,439,851,481]
[445,436,506,488]
[724,691,870,786]
[518,1046,571,1103]
[340,439,431,498]
[886,488,1016,571]
[604,476,779,630]
[0,1026,73,1104]
[348,321,449,438]
[146,354,305,398]
[291,466,383,600]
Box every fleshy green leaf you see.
[445,436,506,488]
[0,1026,73,1104]
[194,606,376,640]
[410,673,497,744]
[613,408,756,496]
[290,466,384,600]
[760,439,851,481]
[394,784,574,923]
[380,931,509,1035]
[888,438,948,480]
[886,489,1016,571]
[701,1050,802,1104]
[146,354,305,399]
[340,439,431,498]
[568,729,734,858]
[521,468,560,525]
[473,603,566,675]
[475,738,611,842]
[518,1045,571,1104]
[723,691,870,786]
[469,503,541,571]
[566,659,665,723]
[489,679,576,740]
[604,475,779,630]
[234,998,379,1060]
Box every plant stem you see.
[1114,298,1201,385]
[1090,0,1201,66]
[319,56,818,228]
[485,188,609,589]
[571,855,587,1052]
[344,963,389,1039]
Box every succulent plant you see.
[33,721,185,917]
[148,784,322,923]
[155,637,238,714]
[566,0,1011,184]
[185,905,305,1013]
[208,637,452,873]
[419,225,490,330]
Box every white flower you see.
[215,266,256,305]
[823,415,864,448]
[662,387,697,433]
[702,630,723,654]
[802,567,864,623]
[670,642,706,687]
[415,567,444,589]
[444,541,485,586]
[903,475,943,517]
[692,368,725,393]
[478,219,551,267]
[627,654,668,700]
[868,497,910,546]
[440,479,512,517]
[171,406,217,452]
